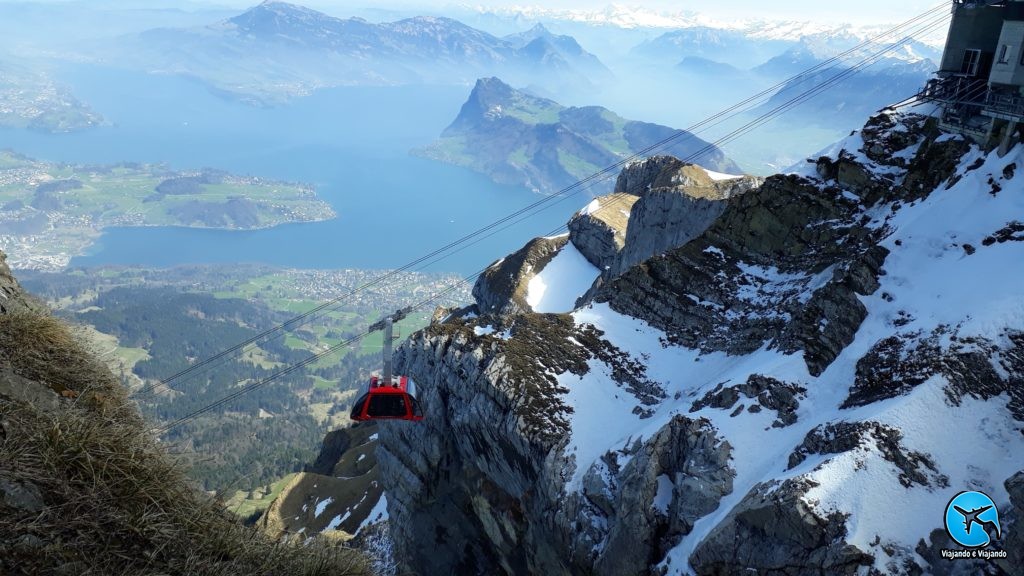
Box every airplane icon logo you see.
[945,491,1001,548]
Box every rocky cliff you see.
[376,109,1024,575]
[0,251,40,315]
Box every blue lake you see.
[0,66,585,274]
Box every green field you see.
[224,472,299,519]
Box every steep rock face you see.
[472,235,567,316]
[998,472,1024,573]
[689,479,873,575]
[567,192,636,271]
[588,416,734,576]
[379,318,576,576]
[612,157,761,276]
[380,316,732,576]
[0,251,39,315]
[377,110,1024,576]
[597,168,891,376]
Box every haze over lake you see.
[0,65,577,274]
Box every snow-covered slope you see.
[566,128,1024,570]
[375,108,1023,575]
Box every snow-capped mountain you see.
[462,4,947,45]
[365,107,1024,575]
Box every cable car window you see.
[961,49,981,76]
[410,396,424,417]
[350,394,369,419]
[368,394,408,418]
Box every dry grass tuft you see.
[0,312,125,407]
[0,311,373,576]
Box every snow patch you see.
[653,474,674,514]
[325,511,348,531]
[313,497,333,518]
[357,494,389,535]
[526,242,600,313]
[701,167,744,181]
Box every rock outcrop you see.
[611,157,761,276]
[0,251,39,315]
[379,317,730,576]
[478,158,761,318]
[472,235,567,316]
[689,479,873,575]
[568,192,636,271]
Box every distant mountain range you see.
[114,1,611,104]
[753,56,935,125]
[667,42,937,127]
[414,77,741,194]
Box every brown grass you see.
[0,311,372,576]
[0,311,121,399]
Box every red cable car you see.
[350,375,424,421]
[349,315,424,422]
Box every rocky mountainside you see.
[0,250,371,575]
[116,1,610,104]
[502,23,613,83]
[415,77,743,194]
[371,109,1024,575]
[259,422,387,541]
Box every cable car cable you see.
[152,12,950,434]
[135,3,951,398]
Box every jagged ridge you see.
[376,109,1024,575]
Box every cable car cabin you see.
[350,375,424,422]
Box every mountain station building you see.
[921,0,1024,152]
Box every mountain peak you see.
[442,77,564,134]
[472,76,516,97]
[228,1,337,35]
[249,0,314,16]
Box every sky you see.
[318,1,941,26]
[0,0,948,26]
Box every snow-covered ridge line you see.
[459,3,947,46]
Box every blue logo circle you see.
[944,491,1001,548]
